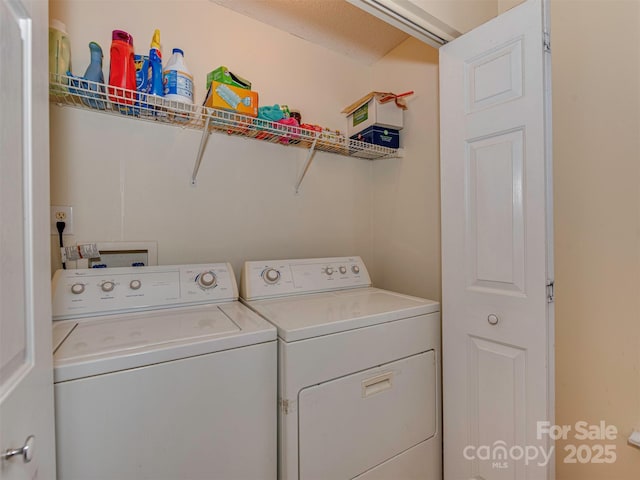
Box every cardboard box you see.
[343,92,405,137]
[204,80,258,117]
[351,126,400,149]
[206,66,251,90]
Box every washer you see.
[52,263,277,480]
[240,256,441,480]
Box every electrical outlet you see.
[51,206,74,235]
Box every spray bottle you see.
[148,29,164,97]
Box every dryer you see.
[240,256,441,480]
[52,263,277,480]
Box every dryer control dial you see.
[101,281,115,293]
[197,271,217,289]
[325,267,334,275]
[71,283,85,295]
[129,279,142,290]
[263,268,281,284]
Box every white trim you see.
[542,1,556,479]
[346,0,457,48]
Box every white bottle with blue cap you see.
[162,48,193,104]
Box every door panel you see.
[0,0,55,478]
[440,0,553,479]
[467,128,525,294]
[0,0,28,391]
[465,38,523,113]
[468,336,526,480]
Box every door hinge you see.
[279,398,296,415]
[543,31,551,53]
[546,281,555,303]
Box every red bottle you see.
[108,30,136,105]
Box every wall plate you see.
[51,205,74,235]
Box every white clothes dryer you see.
[240,256,441,480]
[52,263,277,480]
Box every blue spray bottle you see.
[148,29,163,97]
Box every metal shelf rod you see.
[295,132,320,194]
[192,116,211,186]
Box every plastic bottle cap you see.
[50,19,67,33]
[112,30,134,45]
[172,48,184,56]
[151,29,161,49]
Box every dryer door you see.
[298,350,436,479]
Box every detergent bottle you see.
[82,41,106,109]
[163,48,193,104]
[84,42,104,84]
[148,29,164,98]
[108,30,136,107]
[49,19,71,88]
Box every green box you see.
[352,103,369,127]
[206,66,251,91]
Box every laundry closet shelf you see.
[49,75,402,188]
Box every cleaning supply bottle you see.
[134,54,150,94]
[49,19,71,88]
[163,48,193,104]
[108,30,136,107]
[148,30,164,98]
[82,41,106,109]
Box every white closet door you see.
[0,0,55,478]
[440,0,554,479]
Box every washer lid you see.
[53,301,276,382]
[244,287,439,342]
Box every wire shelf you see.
[49,74,401,161]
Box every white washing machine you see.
[52,263,277,480]
[240,256,441,480]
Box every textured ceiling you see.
[211,0,410,65]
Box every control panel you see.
[52,263,238,320]
[240,256,371,300]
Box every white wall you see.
[49,0,375,277]
[370,37,441,301]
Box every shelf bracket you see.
[294,132,320,194]
[191,116,212,186]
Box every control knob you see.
[129,279,142,290]
[197,271,217,289]
[339,266,347,274]
[351,265,360,274]
[101,281,115,293]
[263,268,281,284]
[325,267,334,275]
[71,283,85,295]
